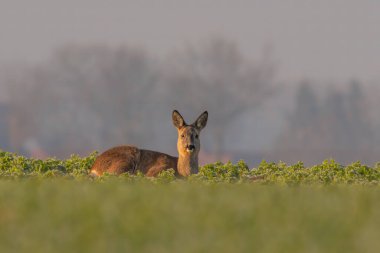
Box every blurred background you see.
[0,0,379,166]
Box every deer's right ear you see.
[172,110,186,129]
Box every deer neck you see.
[177,153,198,177]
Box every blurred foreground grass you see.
[0,181,379,253]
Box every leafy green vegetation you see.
[1,150,380,253]
[1,150,380,185]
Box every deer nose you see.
[187,145,195,151]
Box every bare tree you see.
[162,38,275,158]
[50,45,159,147]
[8,45,158,157]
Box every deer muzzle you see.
[186,145,195,153]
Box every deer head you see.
[172,110,208,176]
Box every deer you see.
[90,110,208,177]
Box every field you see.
[1,150,380,253]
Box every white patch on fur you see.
[90,170,99,176]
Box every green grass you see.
[0,182,379,253]
[0,150,380,252]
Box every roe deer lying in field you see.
[90,110,208,177]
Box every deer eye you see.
[181,134,185,138]
[195,134,199,139]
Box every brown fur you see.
[91,146,178,177]
[90,110,208,177]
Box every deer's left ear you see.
[193,111,208,131]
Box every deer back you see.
[90,146,178,176]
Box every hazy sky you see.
[1,0,379,82]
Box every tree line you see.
[3,38,275,158]
[1,38,378,165]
